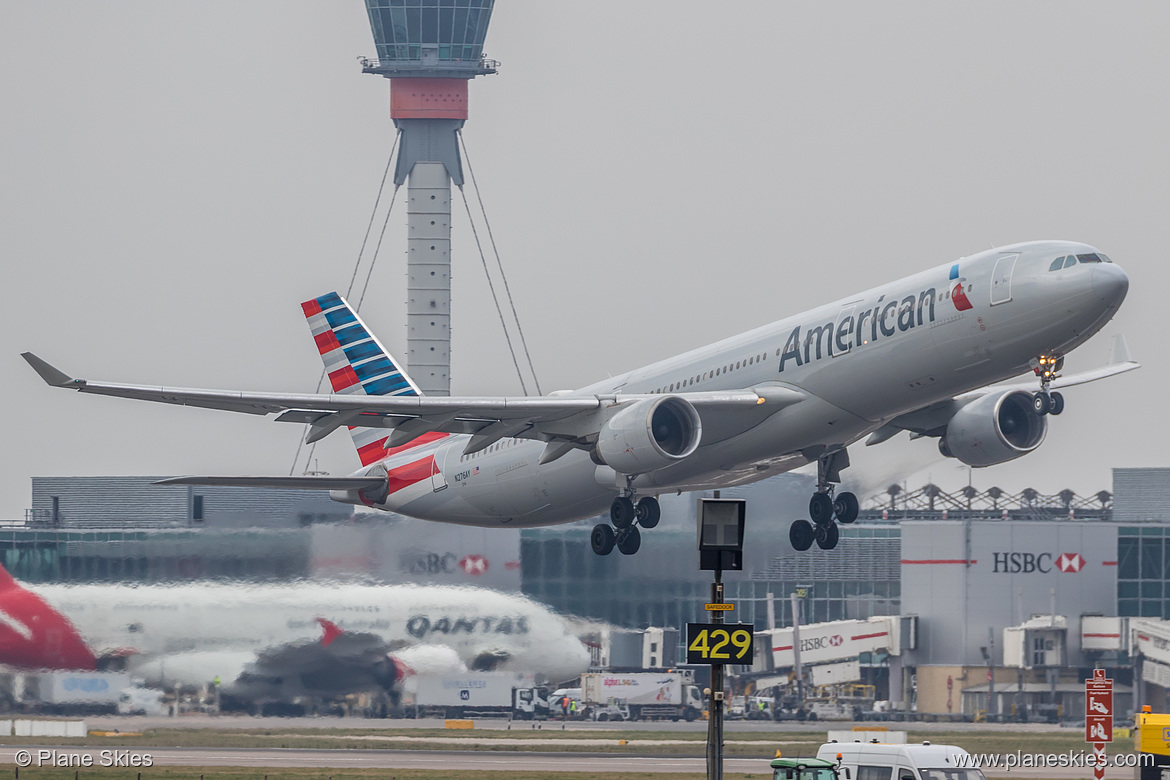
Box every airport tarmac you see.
[0,745,1139,777]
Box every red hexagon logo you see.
[459,555,490,576]
[829,635,844,647]
[1056,553,1086,573]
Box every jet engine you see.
[592,396,702,475]
[939,390,1047,467]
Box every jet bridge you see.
[751,616,902,681]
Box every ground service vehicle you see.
[818,742,986,780]
[589,698,631,722]
[511,686,551,720]
[581,672,702,721]
[771,757,843,780]
[10,671,131,714]
[405,673,534,719]
[117,686,168,716]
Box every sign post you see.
[696,496,747,780]
[1085,668,1113,780]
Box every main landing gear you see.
[789,450,858,552]
[1031,354,1065,416]
[591,491,660,556]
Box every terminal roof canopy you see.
[365,0,494,64]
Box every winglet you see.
[317,617,344,647]
[1108,334,1132,365]
[21,353,79,388]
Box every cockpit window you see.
[1049,257,1065,271]
[1099,253,1113,263]
[1077,253,1103,263]
[1063,256,1077,269]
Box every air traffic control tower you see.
[361,0,498,396]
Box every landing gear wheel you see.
[590,523,616,556]
[815,522,840,550]
[616,526,641,555]
[610,496,635,529]
[789,519,814,551]
[635,497,661,529]
[1049,391,1065,416]
[809,492,834,525]
[1032,392,1052,415]
[833,492,859,524]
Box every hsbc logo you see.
[459,555,490,575]
[829,635,844,647]
[991,552,1086,574]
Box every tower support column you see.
[406,161,452,396]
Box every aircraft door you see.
[990,253,1018,305]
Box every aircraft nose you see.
[1092,262,1129,307]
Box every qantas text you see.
[778,287,938,372]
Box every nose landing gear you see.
[591,489,661,556]
[788,449,858,552]
[1030,354,1065,416]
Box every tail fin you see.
[302,292,424,460]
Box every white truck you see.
[30,671,131,714]
[580,672,702,722]
[403,672,546,719]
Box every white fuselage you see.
[359,241,1128,527]
[31,582,590,686]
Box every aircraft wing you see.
[23,353,799,454]
[228,619,407,703]
[867,334,1140,442]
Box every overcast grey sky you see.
[2,2,1165,519]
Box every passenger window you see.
[857,767,893,780]
[1049,257,1064,271]
[1063,256,1077,269]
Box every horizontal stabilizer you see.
[155,475,385,491]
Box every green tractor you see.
[771,756,847,780]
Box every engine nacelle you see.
[593,396,702,475]
[940,390,1048,467]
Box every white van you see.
[817,742,987,780]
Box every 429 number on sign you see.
[686,622,754,665]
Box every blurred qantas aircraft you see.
[0,566,589,701]
[25,240,1135,554]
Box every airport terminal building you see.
[11,467,1170,717]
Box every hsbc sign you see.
[991,552,1086,574]
[769,617,897,668]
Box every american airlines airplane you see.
[0,565,589,697]
[24,240,1134,555]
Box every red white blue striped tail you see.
[301,292,437,465]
